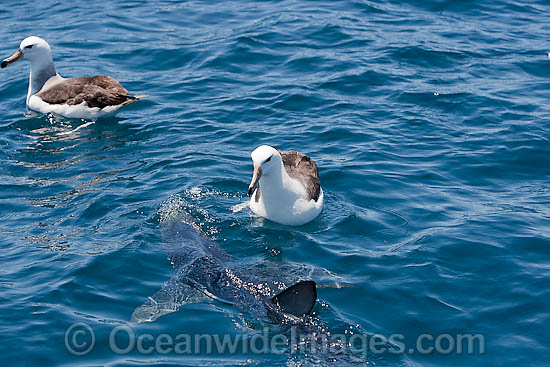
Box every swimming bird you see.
[247,145,323,226]
[1,36,145,119]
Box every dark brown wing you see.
[36,75,138,109]
[279,150,321,201]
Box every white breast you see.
[249,178,323,226]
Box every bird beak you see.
[248,165,262,197]
[1,49,23,69]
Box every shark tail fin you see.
[271,280,317,317]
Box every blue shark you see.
[130,196,383,366]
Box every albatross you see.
[247,145,323,226]
[1,36,145,119]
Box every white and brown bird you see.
[247,145,323,226]
[1,36,145,119]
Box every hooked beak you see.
[1,49,23,69]
[248,165,262,197]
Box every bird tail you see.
[119,94,148,106]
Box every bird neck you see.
[260,163,300,201]
[27,56,57,102]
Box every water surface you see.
[0,1,549,366]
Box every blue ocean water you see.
[1,0,549,366]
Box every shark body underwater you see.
[132,200,317,324]
[131,198,378,366]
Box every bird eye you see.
[265,156,272,163]
[24,45,33,49]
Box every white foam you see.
[230,201,249,213]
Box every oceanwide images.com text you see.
[65,322,486,360]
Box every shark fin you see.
[270,280,317,317]
[131,278,206,323]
